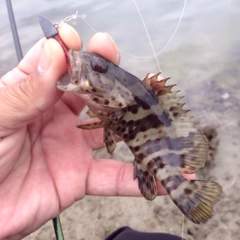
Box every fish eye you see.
[90,56,108,73]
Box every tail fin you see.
[158,172,222,224]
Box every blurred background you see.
[1,0,240,239]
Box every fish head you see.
[57,50,134,110]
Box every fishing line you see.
[60,0,186,61]
[132,0,161,71]
[120,0,187,59]
[181,214,185,240]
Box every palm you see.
[0,93,100,235]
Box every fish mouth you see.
[57,72,71,90]
[56,72,82,92]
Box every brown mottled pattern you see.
[57,50,223,224]
[112,109,163,142]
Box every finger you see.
[82,127,104,150]
[0,39,66,137]
[182,173,196,180]
[47,23,82,116]
[58,23,82,50]
[1,39,45,85]
[18,39,45,76]
[87,32,120,65]
[49,24,83,116]
[86,159,167,196]
[13,23,81,78]
[61,92,86,116]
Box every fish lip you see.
[57,82,81,92]
[56,72,81,92]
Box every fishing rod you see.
[5,0,64,239]
[6,0,23,61]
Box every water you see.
[1,1,240,239]
[1,0,240,77]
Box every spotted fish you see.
[57,50,222,224]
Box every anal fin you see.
[133,161,157,201]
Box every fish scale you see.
[57,50,222,224]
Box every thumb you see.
[0,39,67,136]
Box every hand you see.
[0,24,170,239]
[0,23,196,239]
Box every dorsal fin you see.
[143,73,208,174]
[142,73,188,120]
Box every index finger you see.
[86,159,167,197]
[59,24,120,65]
[15,23,81,77]
[87,32,120,65]
[86,159,195,197]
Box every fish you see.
[57,50,222,224]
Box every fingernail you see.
[58,23,82,50]
[38,41,52,73]
[68,25,82,50]
[104,33,120,63]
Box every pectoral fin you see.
[77,120,106,129]
[104,127,117,154]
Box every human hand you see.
[0,22,196,239]
[0,24,170,239]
